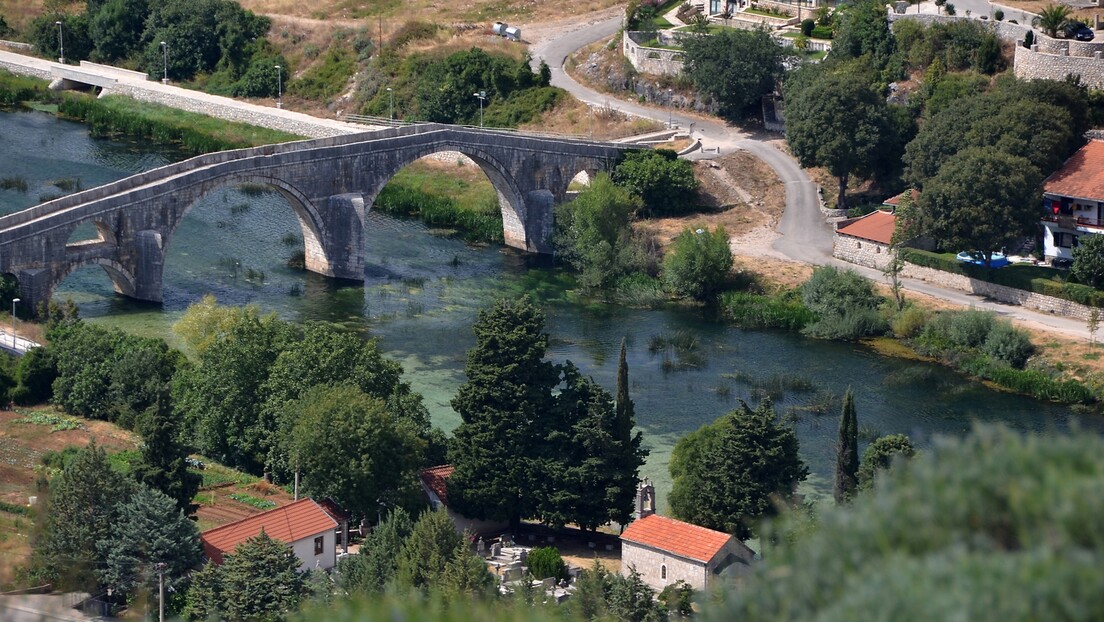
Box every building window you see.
[1055,232,1080,249]
[314,535,324,555]
[661,564,667,580]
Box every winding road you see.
[527,12,1094,341]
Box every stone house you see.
[200,498,339,571]
[1041,140,1104,263]
[418,464,511,536]
[832,210,897,270]
[619,481,755,592]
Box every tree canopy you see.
[184,530,304,622]
[669,399,808,539]
[681,27,788,120]
[554,173,645,292]
[663,225,733,301]
[612,149,699,217]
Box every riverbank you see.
[0,69,304,152]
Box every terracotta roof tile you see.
[200,498,337,564]
[420,464,455,506]
[836,210,897,245]
[1045,140,1104,200]
[620,514,733,564]
[883,189,918,207]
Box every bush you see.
[890,305,929,339]
[802,308,887,341]
[1071,234,1104,288]
[941,309,995,349]
[390,21,441,48]
[663,226,733,301]
[288,46,355,101]
[482,86,564,128]
[801,267,883,319]
[993,8,1004,20]
[982,321,1034,369]
[719,291,816,331]
[801,18,816,37]
[525,547,568,582]
[612,149,699,217]
[1023,30,1034,48]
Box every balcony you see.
[1041,213,1104,232]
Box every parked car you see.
[1065,22,1095,41]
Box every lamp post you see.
[473,90,486,128]
[274,65,283,109]
[55,21,64,64]
[386,87,394,123]
[160,41,168,84]
[10,298,19,349]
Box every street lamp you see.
[160,41,168,84]
[274,65,283,109]
[55,21,64,64]
[11,298,19,349]
[386,87,394,123]
[473,90,486,128]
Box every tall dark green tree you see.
[681,27,788,120]
[612,149,699,217]
[336,508,415,595]
[134,391,202,515]
[669,399,808,539]
[184,530,304,622]
[448,296,559,531]
[395,509,492,594]
[553,173,644,292]
[96,486,202,601]
[35,442,136,591]
[834,388,859,503]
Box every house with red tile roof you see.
[200,498,339,571]
[833,210,898,270]
[620,481,755,592]
[418,465,510,536]
[1041,140,1104,263]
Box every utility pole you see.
[156,562,166,622]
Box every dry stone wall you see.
[901,264,1098,321]
[833,235,893,270]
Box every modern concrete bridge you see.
[0,123,633,312]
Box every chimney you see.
[635,478,656,519]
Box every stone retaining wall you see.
[900,263,1097,321]
[623,31,685,76]
[833,234,893,270]
[0,56,52,81]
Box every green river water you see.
[1,109,1097,506]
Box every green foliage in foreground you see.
[711,426,1104,621]
[58,93,304,154]
[184,531,304,621]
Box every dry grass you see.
[0,0,45,33]
[239,0,623,23]
[520,97,663,139]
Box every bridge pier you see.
[16,268,52,316]
[309,194,366,281]
[131,230,164,303]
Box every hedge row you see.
[901,248,1104,308]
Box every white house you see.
[1041,140,1104,263]
[200,498,339,571]
[419,464,510,536]
[620,481,755,593]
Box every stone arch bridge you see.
[0,124,635,312]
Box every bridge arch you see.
[168,173,336,276]
[363,142,533,250]
[51,257,137,301]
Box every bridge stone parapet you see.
[0,124,635,313]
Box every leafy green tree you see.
[554,173,644,292]
[719,426,1104,621]
[12,345,58,405]
[539,363,647,531]
[134,391,202,514]
[663,225,733,301]
[525,547,568,582]
[856,433,915,487]
[96,485,202,600]
[919,147,1043,266]
[29,13,93,63]
[172,308,294,473]
[1071,234,1104,287]
[608,566,667,622]
[612,149,699,217]
[412,48,542,125]
[800,266,883,322]
[185,530,304,622]
[0,13,10,38]
[831,0,900,77]
[448,296,559,531]
[336,508,415,595]
[89,0,149,62]
[35,443,136,591]
[834,388,859,504]
[784,62,897,210]
[681,28,788,120]
[1034,3,1072,37]
[669,399,808,539]
[141,0,269,80]
[287,384,423,517]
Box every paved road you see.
[530,13,1094,341]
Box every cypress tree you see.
[834,388,859,503]
[135,391,202,515]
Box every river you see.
[1,109,1097,505]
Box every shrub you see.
[1023,30,1034,48]
[982,321,1034,369]
[390,21,441,48]
[856,433,915,487]
[612,149,699,217]
[994,9,1004,20]
[525,547,568,582]
[719,291,816,331]
[663,226,733,301]
[941,309,995,349]
[890,305,928,339]
[801,18,816,37]
[802,308,888,341]
[288,46,356,101]
[801,267,883,318]
[1071,234,1104,288]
